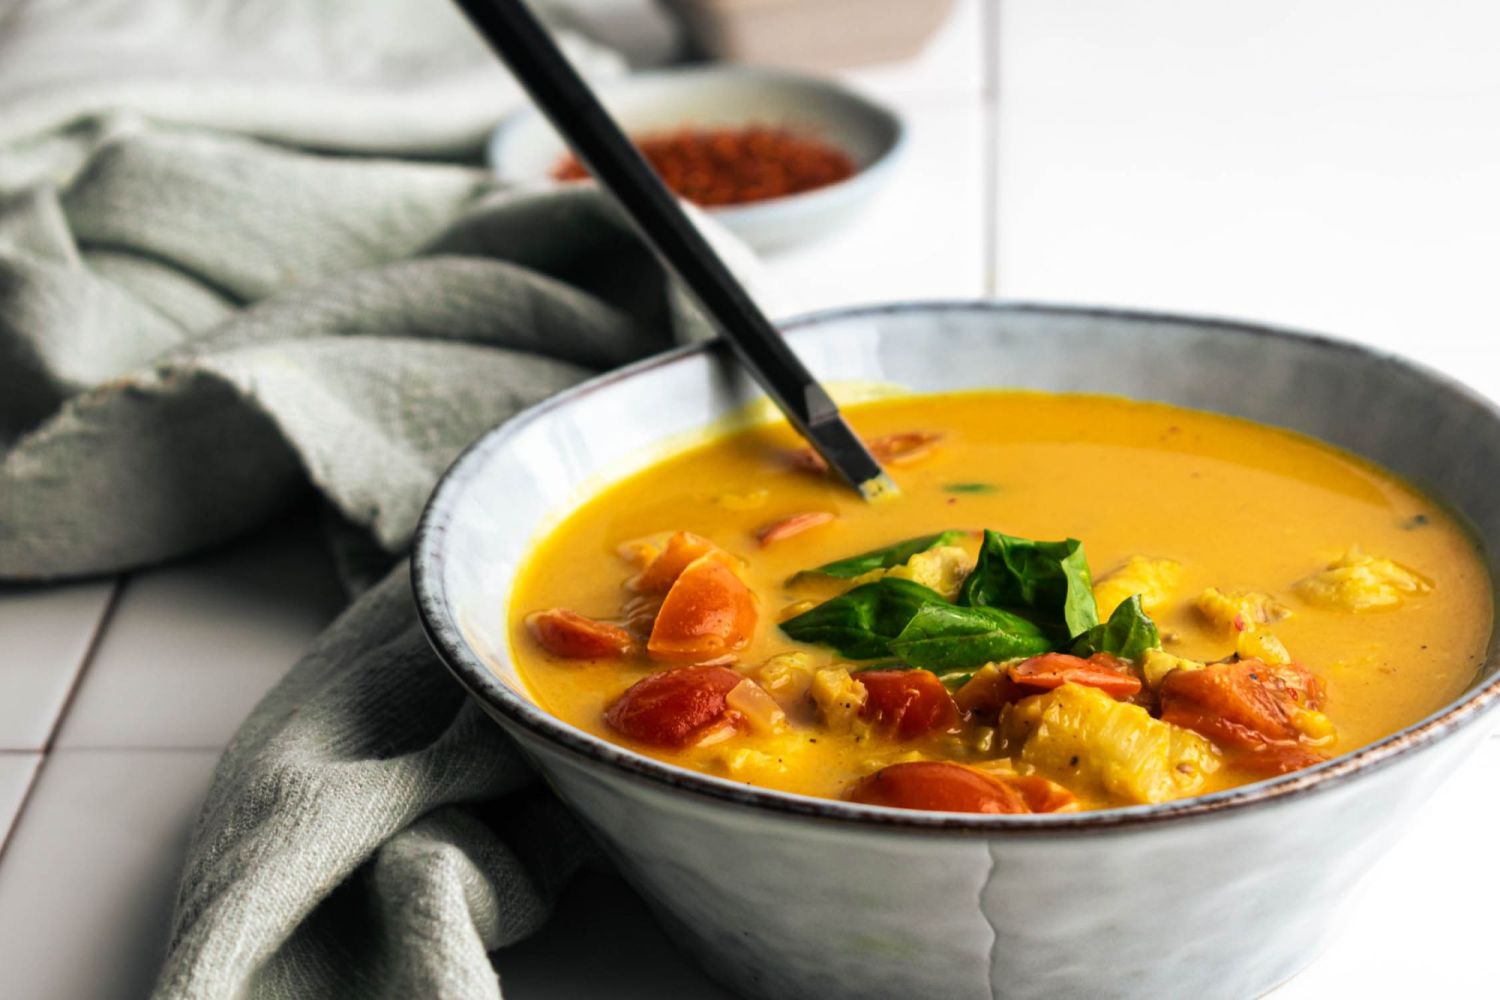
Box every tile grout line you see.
[0,576,126,865]
[980,0,1002,297]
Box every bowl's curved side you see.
[477,695,1488,1000]
[412,301,1500,998]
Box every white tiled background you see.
[3,2,1499,997]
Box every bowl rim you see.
[484,63,907,220]
[412,300,1500,834]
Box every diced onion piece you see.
[726,678,787,735]
[1093,556,1182,618]
[1236,627,1292,665]
[810,667,868,732]
[755,652,814,705]
[1294,546,1431,612]
[1196,587,1292,632]
[1141,647,1205,689]
[954,663,1024,714]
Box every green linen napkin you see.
[0,3,756,996]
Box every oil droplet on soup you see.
[508,392,1492,813]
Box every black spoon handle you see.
[452,0,894,499]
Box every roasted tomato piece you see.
[1236,742,1329,776]
[1005,774,1080,814]
[1008,652,1143,700]
[604,665,744,747]
[527,609,634,659]
[789,430,943,473]
[631,531,719,593]
[756,511,837,546]
[1159,658,1322,751]
[858,669,960,739]
[849,762,1075,814]
[647,553,758,663]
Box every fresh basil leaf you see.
[1071,595,1161,661]
[803,530,968,580]
[958,530,1100,638]
[942,482,999,495]
[779,578,951,659]
[887,603,1053,671]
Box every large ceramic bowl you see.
[486,66,904,251]
[413,303,1500,999]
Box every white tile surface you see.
[993,0,1500,394]
[56,513,346,750]
[764,96,988,315]
[0,580,115,749]
[0,749,218,1000]
[0,753,40,850]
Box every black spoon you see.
[452,0,898,501]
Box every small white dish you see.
[486,65,905,251]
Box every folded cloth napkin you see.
[0,3,757,997]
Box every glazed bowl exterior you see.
[486,65,905,251]
[413,303,1500,999]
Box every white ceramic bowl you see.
[486,66,904,251]
[414,303,1500,999]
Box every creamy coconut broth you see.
[507,391,1491,813]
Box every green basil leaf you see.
[803,530,968,580]
[942,482,999,495]
[1071,595,1161,661]
[887,603,1053,671]
[779,578,951,659]
[958,530,1100,638]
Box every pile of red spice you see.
[553,125,856,207]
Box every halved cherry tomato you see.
[1008,652,1143,700]
[789,430,944,473]
[849,761,1075,814]
[527,609,633,659]
[647,553,758,663]
[631,531,718,593]
[1159,658,1321,750]
[858,669,960,739]
[1005,775,1080,813]
[756,511,837,546]
[604,665,744,747]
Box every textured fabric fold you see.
[0,4,751,995]
[153,569,598,1000]
[0,128,728,578]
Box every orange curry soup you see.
[508,392,1492,813]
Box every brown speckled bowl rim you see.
[412,301,1500,835]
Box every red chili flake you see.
[554,126,855,207]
